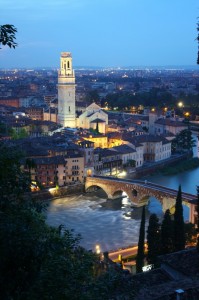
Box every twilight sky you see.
[0,0,199,68]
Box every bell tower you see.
[57,52,76,127]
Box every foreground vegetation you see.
[136,186,199,271]
[0,143,136,300]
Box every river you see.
[46,166,199,252]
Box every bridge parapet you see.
[85,176,197,209]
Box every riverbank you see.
[31,183,84,201]
[160,157,199,175]
[132,152,193,178]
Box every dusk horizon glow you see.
[1,0,199,69]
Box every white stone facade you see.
[77,103,108,134]
[57,52,76,128]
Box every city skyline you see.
[1,0,199,69]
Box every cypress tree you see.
[147,214,161,267]
[161,209,174,254]
[96,121,99,133]
[174,185,185,251]
[136,205,146,273]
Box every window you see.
[67,61,70,68]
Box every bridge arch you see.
[85,176,196,213]
[85,184,109,198]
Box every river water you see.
[46,163,199,252]
[47,134,199,252]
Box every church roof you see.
[90,118,106,123]
[86,102,101,111]
[155,118,187,127]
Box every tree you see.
[197,18,199,64]
[11,127,29,139]
[184,222,197,245]
[0,143,30,207]
[136,205,146,273]
[174,185,185,251]
[96,120,99,133]
[86,90,100,104]
[0,143,136,299]
[172,129,195,152]
[147,214,161,267]
[0,24,17,49]
[161,209,174,254]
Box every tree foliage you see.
[197,19,199,64]
[147,214,161,267]
[85,90,100,104]
[161,209,174,254]
[136,205,146,273]
[0,143,30,207]
[0,143,135,299]
[184,222,197,245]
[0,24,17,49]
[174,185,185,251]
[172,129,195,152]
[10,127,29,139]
[104,89,176,111]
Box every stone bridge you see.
[85,176,197,213]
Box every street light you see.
[184,112,190,117]
[178,101,183,108]
[95,244,101,254]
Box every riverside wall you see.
[31,183,85,201]
[129,152,192,179]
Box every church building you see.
[57,52,108,132]
[77,102,108,134]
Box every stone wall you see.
[133,153,191,179]
[31,183,84,201]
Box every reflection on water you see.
[46,167,199,252]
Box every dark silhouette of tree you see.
[0,143,136,299]
[174,185,185,251]
[136,205,146,273]
[86,90,100,104]
[184,222,197,245]
[172,129,195,153]
[0,24,17,49]
[161,209,174,254]
[147,214,161,267]
[197,19,199,64]
[96,121,99,133]
[0,143,30,207]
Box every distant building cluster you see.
[0,51,197,190]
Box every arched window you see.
[67,61,70,68]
